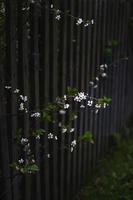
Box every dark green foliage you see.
[67,87,78,96]
[79,136,133,200]
[81,131,94,143]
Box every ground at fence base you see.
[77,134,133,200]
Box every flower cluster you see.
[70,140,77,152]
[74,92,87,102]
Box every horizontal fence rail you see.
[0,0,130,200]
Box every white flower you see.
[74,92,87,102]
[62,128,67,133]
[80,105,85,108]
[64,104,70,109]
[18,158,24,164]
[48,133,54,139]
[71,140,77,147]
[95,104,101,109]
[89,81,94,86]
[64,95,67,100]
[21,138,28,145]
[47,154,51,158]
[91,19,94,24]
[55,14,61,20]
[70,147,74,152]
[31,159,35,163]
[95,109,99,114]
[74,115,78,119]
[5,86,11,89]
[103,103,107,108]
[31,112,41,118]
[70,128,75,133]
[95,77,99,81]
[59,110,66,115]
[36,135,40,140]
[87,100,93,106]
[20,95,28,102]
[14,89,20,93]
[19,103,24,111]
[50,4,54,8]
[55,136,58,140]
[76,18,83,25]
[84,22,89,27]
[101,73,107,77]
[104,64,108,68]
[94,85,98,89]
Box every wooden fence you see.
[0,0,130,200]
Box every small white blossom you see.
[19,103,24,111]
[31,112,41,118]
[91,19,94,24]
[103,103,107,108]
[84,22,89,27]
[71,140,77,147]
[70,147,74,152]
[47,154,51,158]
[31,159,35,163]
[74,115,78,119]
[59,110,66,115]
[48,133,54,139]
[64,104,70,109]
[87,100,93,106]
[55,14,61,20]
[95,109,99,114]
[20,95,28,102]
[62,128,67,133]
[95,104,101,109]
[89,81,94,86]
[74,92,87,102]
[5,86,11,89]
[80,105,85,108]
[51,4,54,8]
[95,77,99,81]
[70,128,75,133]
[93,85,98,89]
[70,140,77,152]
[21,138,28,145]
[64,95,67,100]
[14,89,20,93]
[76,18,83,25]
[36,135,40,140]
[18,158,24,164]
[101,73,107,77]
[55,136,58,140]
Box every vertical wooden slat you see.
[0,65,12,200]
[82,0,93,179]
[40,1,50,200]
[17,1,31,199]
[30,2,41,200]
[51,0,59,199]
[90,0,98,170]
[59,0,68,199]
[6,0,20,199]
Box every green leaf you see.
[67,87,78,96]
[33,128,45,136]
[42,111,52,122]
[46,103,58,112]
[22,164,39,174]
[97,96,112,105]
[104,48,112,57]
[111,40,120,47]
[81,131,94,143]
[69,112,78,121]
